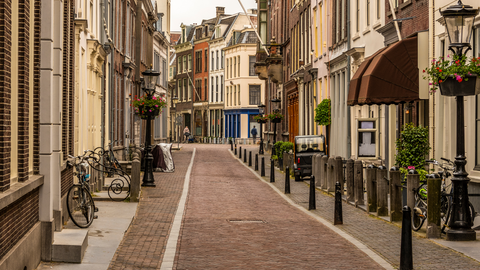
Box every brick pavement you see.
[239,145,480,270]
[173,144,383,269]
[108,149,193,270]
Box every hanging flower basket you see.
[267,112,284,123]
[131,94,166,119]
[254,114,269,123]
[438,74,480,97]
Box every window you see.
[188,79,192,100]
[195,51,202,72]
[249,85,261,105]
[178,79,183,100]
[205,49,208,72]
[195,79,201,101]
[314,7,318,58]
[377,0,381,20]
[178,57,182,73]
[234,57,237,77]
[238,85,241,105]
[215,76,218,102]
[249,56,256,76]
[184,78,187,101]
[154,53,160,85]
[211,51,215,70]
[226,86,229,106]
[216,50,219,70]
[366,0,370,26]
[211,77,214,102]
[230,58,233,78]
[356,0,360,32]
[188,54,192,70]
[357,119,378,157]
[474,27,480,57]
[183,56,187,71]
[221,51,224,68]
[319,4,323,55]
[237,56,241,77]
[220,75,224,102]
[204,78,208,101]
[234,85,236,105]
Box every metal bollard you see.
[255,154,258,171]
[366,165,377,213]
[327,157,335,192]
[390,167,402,222]
[346,159,354,202]
[244,149,247,163]
[334,156,344,188]
[377,166,388,216]
[235,144,237,155]
[261,157,265,176]
[248,151,252,166]
[285,167,291,194]
[334,181,343,225]
[231,140,233,151]
[309,175,316,210]
[239,147,242,159]
[354,160,364,207]
[400,206,413,270]
[427,174,442,239]
[320,155,328,190]
[270,159,275,182]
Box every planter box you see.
[439,74,480,96]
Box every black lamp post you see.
[440,0,479,241]
[141,67,160,187]
[271,98,281,156]
[172,95,179,149]
[258,103,266,155]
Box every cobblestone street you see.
[107,144,480,269]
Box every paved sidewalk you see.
[238,145,480,269]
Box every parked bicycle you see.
[66,154,98,228]
[423,158,476,233]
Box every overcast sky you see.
[170,0,257,32]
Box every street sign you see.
[176,116,183,125]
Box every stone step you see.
[51,229,88,263]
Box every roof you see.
[226,30,257,47]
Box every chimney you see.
[216,6,225,17]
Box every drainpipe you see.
[346,0,351,159]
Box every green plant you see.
[423,54,480,93]
[314,99,331,126]
[254,114,269,122]
[131,94,167,119]
[267,112,284,121]
[280,142,294,157]
[271,155,278,160]
[273,141,284,159]
[395,123,430,180]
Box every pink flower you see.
[153,96,157,100]
[456,75,462,82]
[408,166,415,170]
[155,105,159,107]
[149,110,152,112]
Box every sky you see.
[170,0,257,32]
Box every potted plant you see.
[267,112,284,123]
[131,94,166,119]
[254,114,269,123]
[395,123,430,180]
[423,54,480,96]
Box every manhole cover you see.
[227,219,266,224]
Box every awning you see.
[347,36,419,106]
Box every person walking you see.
[251,126,258,144]
[183,126,190,143]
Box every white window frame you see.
[356,118,379,159]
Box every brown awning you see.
[347,36,419,106]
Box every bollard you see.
[130,155,141,202]
[327,157,335,192]
[427,174,442,239]
[346,159,354,202]
[406,170,419,212]
[309,175,316,210]
[354,160,364,207]
[231,140,233,151]
[261,157,265,176]
[285,167,290,194]
[376,166,388,216]
[366,165,378,213]
[334,181,343,225]
[320,155,328,190]
[248,151,252,166]
[334,156,344,189]
[235,144,237,155]
[314,154,321,188]
[239,146,242,158]
[400,206,413,270]
[390,167,403,222]
[244,149,247,163]
[270,159,275,182]
[255,154,258,171]
[312,155,317,185]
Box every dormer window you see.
[182,28,186,43]
[216,27,221,38]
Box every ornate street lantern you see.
[142,67,161,96]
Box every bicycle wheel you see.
[412,199,426,231]
[67,185,95,228]
[441,201,475,233]
[108,176,130,201]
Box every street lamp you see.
[271,98,281,156]
[172,95,179,149]
[141,67,160,187]
[258,103,266,155]
[440,0,479,241]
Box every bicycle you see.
[426,157,476,234]
[412,180,428,231]
[66,154,98,228]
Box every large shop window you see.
[357,119,377,158]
